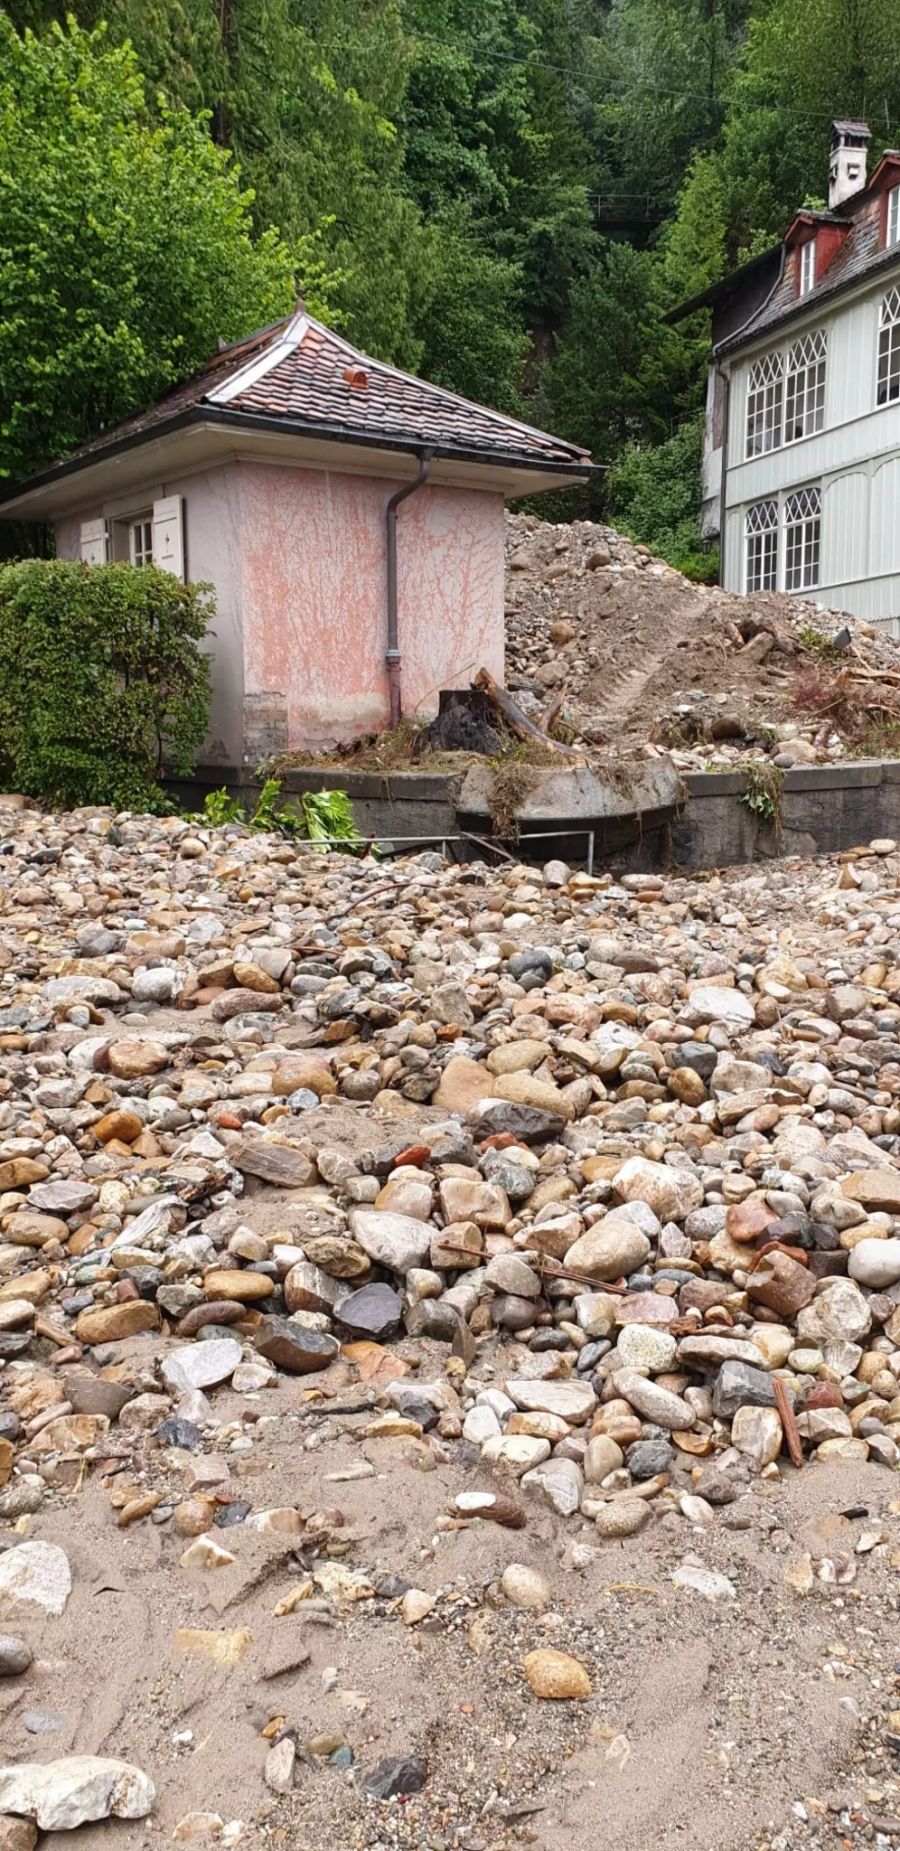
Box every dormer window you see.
[888,184,900,248]
[799,240,816,296]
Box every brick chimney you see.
[829,119,871,207]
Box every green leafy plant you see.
[740,761,784,833]
[0,559,212,810]
[200,788,245,826]
[299,786,363,852]
[187,777,363,850]
[249,777,302,835]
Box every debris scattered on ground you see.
[505,512,900,769]
[0,802,900,1847]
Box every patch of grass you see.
[740,760,784,834]
[796,623,842,661]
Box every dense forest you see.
[2,0,900,570]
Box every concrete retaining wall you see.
[166,758,900,871]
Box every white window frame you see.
[799,240,816,296]
[784,329,827,444]
[745,351,784,457]
[783,486,822,593]
[887,184,900,248]
[744,499,779,593]
[128,514,153,568]
[877,286,900,406]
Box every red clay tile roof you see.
[40,311,591,477]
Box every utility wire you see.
[411,32,898,129]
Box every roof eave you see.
[713,241,900,358]
[0,406,596,519]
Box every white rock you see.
[347,1208,432,1274]
[462,1405,501,1445]
[522,1456,584,1516]
[0,1542,71,1617]
[0,1756,155,1828]
[847,1238,900,1289]
[731,1405,783,1469]
[683,985,755,1030]
[482,1434,552,1475]
[672,1561,736,1600]
[504,1378,597,1423]
[501,1563,550,1610]
[615,1324,678,1372]
[161,1338,242,1393]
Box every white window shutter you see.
[152,496,184,579]
[79,519,106,565]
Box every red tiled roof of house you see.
[47,310,591,475]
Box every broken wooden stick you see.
[473,667,585,760]
[773,1375,804,1469]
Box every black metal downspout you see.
[386,449,432,728]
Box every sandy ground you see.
[3,1403,896,1851]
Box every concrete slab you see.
[456,760,680,822]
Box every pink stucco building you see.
[0,309,591,769]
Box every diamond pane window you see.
[877,287,900,405]
[784,487,821,592]
[785,330,827,441]
[745,500,778,593]
[746,352,784,457]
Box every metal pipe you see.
[386,449,432,728]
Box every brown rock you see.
[725,1198,778,1244]
[107,1040,169,1079]
[842,1169,900,1213]
[747,1251,815,1316]
[432,1055,494,1114]
[0,1158,49,1189]
[94,1109,143,1145]
[202,1269,275,1303]
[232,1141,315,1187]
[74,1301,160,1345]
[522,1648,591,1700]
[63,1374,134,1419]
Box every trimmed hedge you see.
[0,559,213,810]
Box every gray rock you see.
[626,1438,674,1479]
[253,1317,339,1374]
[0,1634,33,1676]
[363,1757,427,1799]
[712,1360,778,1419]
[469,1101,566,1144]
[335,1283,403,1341]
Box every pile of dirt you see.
[505,513,900,768]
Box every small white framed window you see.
[129,516,153,568]
[783,486,821,592]
[746,351,784,457]
[745,499,778,593]
[799,240,816,296]
[877,286,900,405]
[887,184,900,248]
[785,329,827,442]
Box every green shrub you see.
[0,558,213,810]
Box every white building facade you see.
[680,123,900,624]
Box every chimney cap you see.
[831,118,871,144]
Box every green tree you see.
[608,412,715,578]
[0,14,299,484]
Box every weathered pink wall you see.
[54,457,506,763]
[237,462,505,750]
